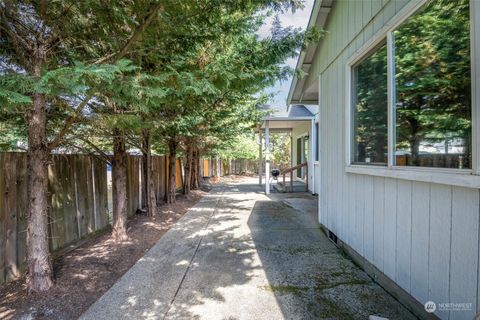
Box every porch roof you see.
[257,105,315,130]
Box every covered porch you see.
[257,105,318,195]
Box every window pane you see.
[353,42,388,165]
[394,0,471,169]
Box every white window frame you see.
[314,120,320,164]
[345,0,480,188]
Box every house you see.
[257,104,320,194]
[288,0,480,319]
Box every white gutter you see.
[262,116,315,121]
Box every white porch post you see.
[310,119,316,195]
[258,129,263,185]
[265,121,270,194]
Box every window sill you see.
[345,165,480,189]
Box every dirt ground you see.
[0,185,214,320]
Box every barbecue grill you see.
[271,169,280,180]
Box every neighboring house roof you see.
[287,0,334,105]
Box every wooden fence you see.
[230,159,258,174]
[0,153,109,284]
[202,158,258,177]
[0,152,186,285]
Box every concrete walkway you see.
[81,178,416,320]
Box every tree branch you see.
[47,93,93,149]
[75,138,112,165]
[47,2,164,150]
[94,3,164,65]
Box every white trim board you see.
[472,0,480,174]
[345,165,480,189]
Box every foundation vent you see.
[328,230,338,245]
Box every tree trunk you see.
[26,92,53,292]
[190,148,197,190]
[189,153,194,191]
[167,138,177,204]
[183,145,193,195]
[142,129,157,216]
[197,149,201,187]
[112,129,129,241]
[191,148,200,190]
[409,136,421,166]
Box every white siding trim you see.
[346,165,480,189]
[472,0,480,175]
[386,31,395,168]
[310,119,316,194]
[318,74,323,224]
[345,63,352,167]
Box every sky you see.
[257,0,315,109]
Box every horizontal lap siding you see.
[316,0,480,318]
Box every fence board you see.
[75,157,89,237]
[86,157,95,234]
[152,156,166,202]
[93,158,108,229]
[126,156,141,217]
[48,156,65,251]
[175,159,183,189]
[15,155,27,275]
[66,155,79,244]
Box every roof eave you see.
[287,0,326,106]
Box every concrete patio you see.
[81,177,416,320]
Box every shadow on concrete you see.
[81,180,417,320]
[247,183,417,320]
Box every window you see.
[393,0,471,168]
[352,42,388,165]
[349,0,472,170]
